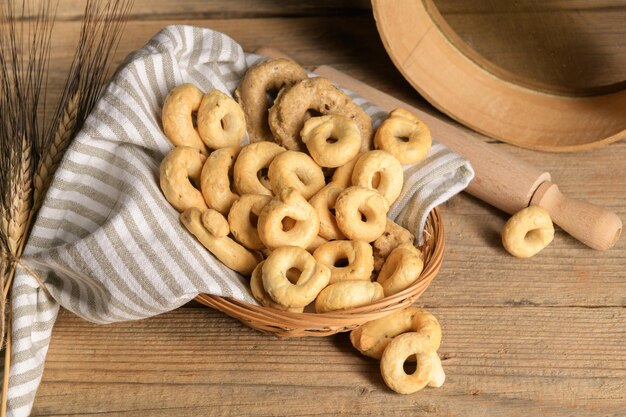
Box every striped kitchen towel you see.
[6,25,474,416]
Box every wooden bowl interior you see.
[434,0,626,96]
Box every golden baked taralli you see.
[268,151,325,199]
[377,243,424,296]
[257,188,320,250]
[309,183,345,240]
[314,280,384,313]
[235,58,308,143]
[352,150,404,205]
[262,246,330,308]
[234,141,285,196]
[350,307,441,360]
[375,108,432,165]
[200,146,239,215]
[250,261,304,312]
[159,65,440,332]
[502,205,554,258]
[301,115,361,168]
[161,83,208,154]
[197,89,246,149]
[268,77,373,152]
[180,208,261,276]
[160,146,208,212]
[380,332,445,394]
[228,194,271,250]
[335,186,389,242]
[313,240,374,283]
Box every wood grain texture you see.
[32,0,372,20]
[26,1,626,415]
[34,308,626,416]
[39,15,404,129]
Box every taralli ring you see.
[335,186,390,242]
[235,58,308,143]
[160,146,208,212]
[313,240,374,283]
[301,115,361,168]
[257,188,320,250]
[350,307,441,360]
[234,141,285,196]
[377,243,424,296]
[228,194,271,250]
[380,332,446,394]
[268,151,325,199]
[250,261,304,312]
[309,183,345,240]
[262,246,330,308]
[502,205,555,258]
[197,90,246,149]
[352,150,404,205]
[161,83,208,154]
[315,281,384,313]
[200,146,239,215]
[375,108,432,164]
[180,208,261,276]
[268,77,373,152]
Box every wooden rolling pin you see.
[256,48,622,250]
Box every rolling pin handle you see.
[530,181,622,250]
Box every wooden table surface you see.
[32,1,626,416]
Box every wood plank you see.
[27,0,372,20]
[39,15,413,128]
[33,307,626,416]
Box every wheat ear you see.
[7,137,33,255]
[0,136,33,349]
[33,93,79,212]
[0,94,76,349]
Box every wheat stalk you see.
[0,1,133,414]
[33,94,79,212]
[0,137,33,352]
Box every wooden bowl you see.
[196,208,444,337]
[372,0,626,152]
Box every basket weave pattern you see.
[196,208,444,337]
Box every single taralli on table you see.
[350,307,445,394]
[502,205,555,258]
[158,57,441,395]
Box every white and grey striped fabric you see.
[7,25,473,416]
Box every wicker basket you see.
[196,207,445,337]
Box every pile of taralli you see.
[158,58,442,394]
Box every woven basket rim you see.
[196,207,445,336]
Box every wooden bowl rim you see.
[372,0,626,152]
